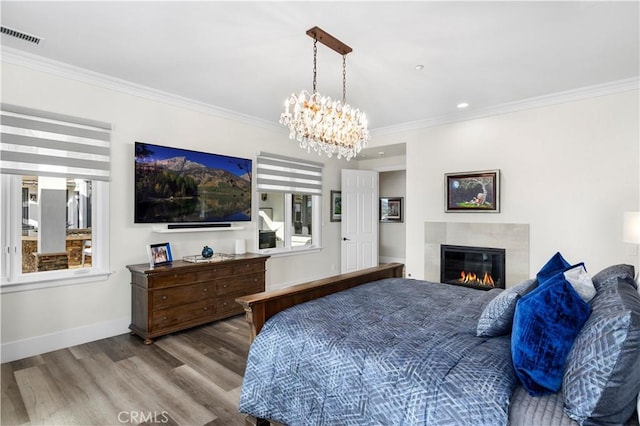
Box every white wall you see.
[356,154,407,264]
[2,58,638,361]
[371,90,640,279]
[0,61,346,360]
[379,170,406,263]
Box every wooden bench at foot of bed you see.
[235,263,405,343]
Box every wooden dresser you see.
[127,253,269,344]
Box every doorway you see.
[379,170,406,264]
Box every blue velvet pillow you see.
[511,273,591,396]
[536,251,571,284]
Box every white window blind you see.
[0,103,111,181]
[256,152,323,195]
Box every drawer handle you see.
[162,316,168,320]
[246,264,250,268]
[203,288,208,292]
[203,306,208,311]
[223,302,228,306]
[162,295,168,300]
[223,284,228,288]
[173,274,178,278]
[254,278,258,282]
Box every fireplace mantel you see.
[425,222,529,288]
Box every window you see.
[256,153,322,254]
[1,104,111,292]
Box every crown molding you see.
[1,47,283,132]
[372,76,640,137]
[3,47,637,137]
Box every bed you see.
[236,261,640,426]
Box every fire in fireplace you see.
[441,245,505,290]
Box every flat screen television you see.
[134,141,252,223]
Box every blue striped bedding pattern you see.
[239,278,518,425]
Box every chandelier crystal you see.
[280,27,369,161]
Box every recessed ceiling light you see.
[415,64,424,71]
[457,102,469,109]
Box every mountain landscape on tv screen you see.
[134,144,251,223]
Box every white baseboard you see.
[266,271,339,292]
[379,256,406,264]
[266,261,407,293]
[1,317,130,363]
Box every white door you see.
[341,169,379,273]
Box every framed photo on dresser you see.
[147,242,173,268]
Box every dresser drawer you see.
[232,261,265,275]
[216,274,264,296]
[195,259,266,281]
[148,272,198,289]
[152,282,213,310]
[151,300,213,331]
[197,265,232,281]
[216,296,245,316]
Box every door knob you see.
[342,237,350,241]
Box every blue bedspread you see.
[239,278,517,425]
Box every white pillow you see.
[563,264,596,302]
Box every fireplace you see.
[440,245,505,290]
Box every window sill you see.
[258,246,322,258]
[1,269,112,294]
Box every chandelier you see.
[279,26,369,161]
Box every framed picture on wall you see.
[147,242,173,268]
[330,190,342,222]
[380,197,403,222]
[445,169,500,213]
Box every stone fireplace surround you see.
[425,222,530,288]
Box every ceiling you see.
[1,1,639,132]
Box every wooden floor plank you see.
[205,345,248,378]
[1,315,251,425]
[171,364,245,426]
[200,322,251,357]
[5,355,45,372]
[169,327,247,376]
[14,364,76,425]
[92,333,138,363]
[127,336,185,372]
[1,363,30,426]
[156,334,244,392]
[79,351,162,424]
[41,349,120,424]
[116,356,217,425]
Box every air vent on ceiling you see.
[1,26,41,45]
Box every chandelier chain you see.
[342,55,347,103]
[312,38,318,93]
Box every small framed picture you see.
[380,197,403,222]
[330,190,342,222]
[147,242,173,267]
[445,169,500,213]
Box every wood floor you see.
[1,315,252,426]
